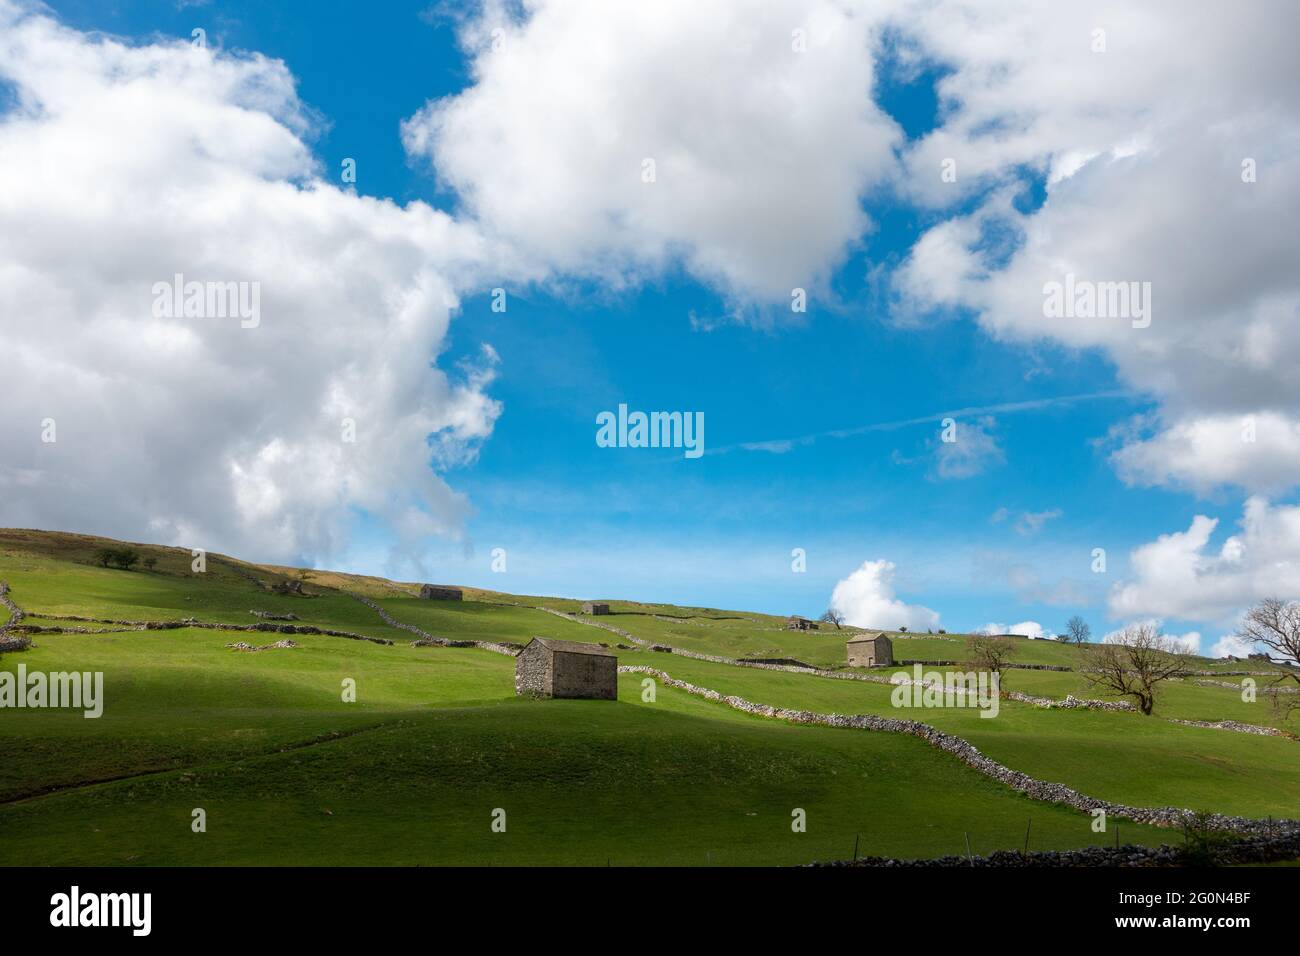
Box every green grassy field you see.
[2,529,1297,866]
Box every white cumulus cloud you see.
[888,0,1300,497]
[976,621,1055,640]
[830,559,940,631]
[1109,497,1300,626]
[0,3,506,566]
[403,0,902,307]
[1110,413,1300,496]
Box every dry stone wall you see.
[1169,718,1295,738]
[812,829,1300,867]
[22,612,393,645]
[0,581,30,652]
[619,664,1300,837]
[1194,677,1298,693]
[1005,690,1136,712]
[347,592,518,657]
[226,639,299,652]
[896,660,1072,672]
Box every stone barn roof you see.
[529,637,616,657]
[846,631,890,644]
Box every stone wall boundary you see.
[618,664,1300,837]
[0,581,31,652]
[347,592,518,657]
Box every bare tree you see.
[1064,615,1091,648]
[968,635,1016,689]
[819,608,844,630]
[1237,598,1300,721]
[1238,598,1300,672]
[1080,623,1186,715]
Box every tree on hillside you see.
[968,635,1016,689]
[94,548,115,568]
[1064,615,1091,648]
[1237,598,1300,720]
[143,557,157,571]
[819,608,844,630]
[1080,623,1186,715]
[115,548,140,570]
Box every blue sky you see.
[12,1,1298,651]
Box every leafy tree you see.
[95,547,140,570]
[143,557,157,571]
[968,634,1016,689]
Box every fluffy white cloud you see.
[1111,413,1300,496]
[403,0,901,305]
[830,559,940,631]
[0,4,505,565]
[1109,497,1300,625]
[888,0,1300,496]
[1209,633,1257,660]
[976,621,1055,640]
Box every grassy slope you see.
[613,652,1300,819]
[0,630,1170,865]
[2,529,1296,865]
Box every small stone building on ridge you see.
[581,601,610,615]
[419,584,463,601]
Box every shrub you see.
[1179,811,1231,866]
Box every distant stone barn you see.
[515,638,618,700]
[846,633,893,668]
[786,616,819,631]
[581,601,610,615]
[419,584,463,601]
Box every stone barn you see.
[786,616,819,631]
[846,633,893,668]
[515,638,618,700]
[419,584,463,601]
[581,601,610,615]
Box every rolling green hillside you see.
[1,528,1297,866]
